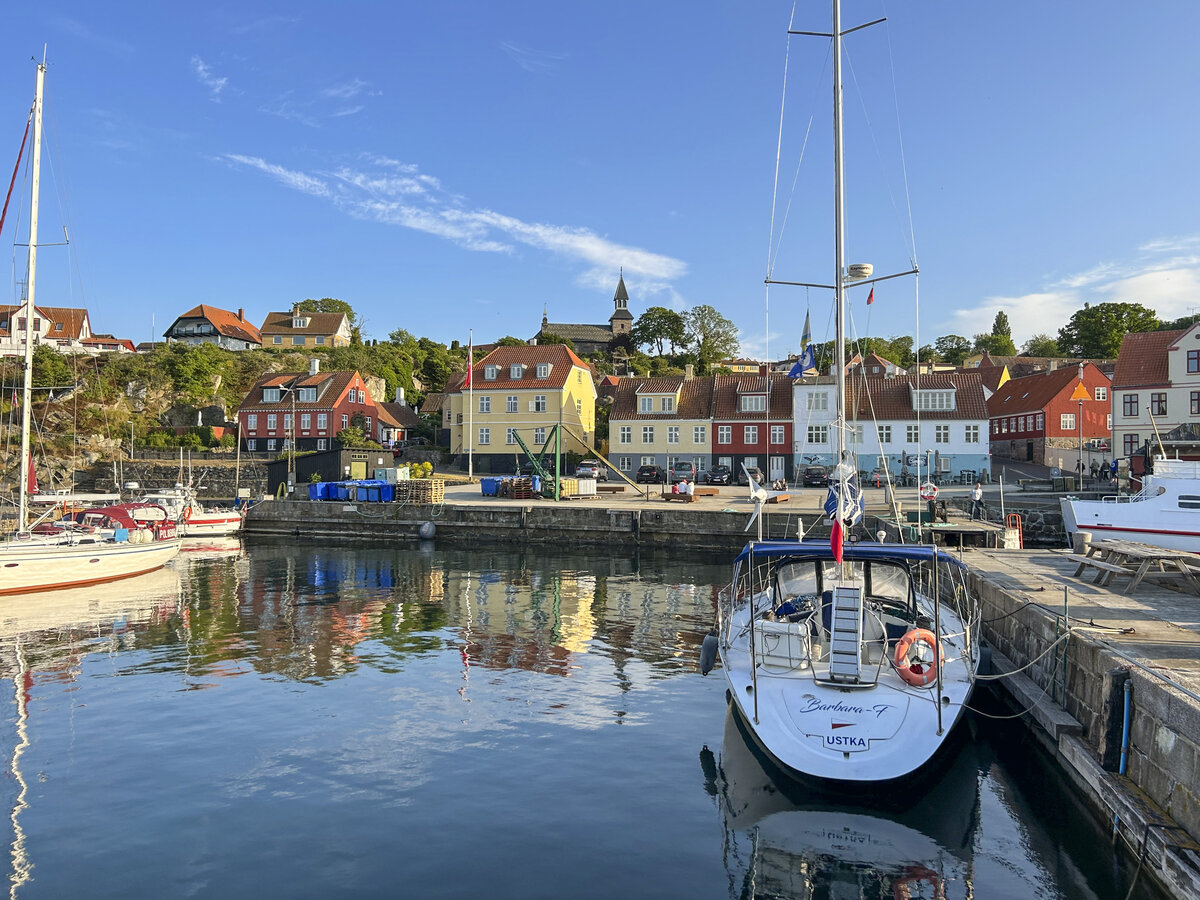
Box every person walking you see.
[969,482,984,521]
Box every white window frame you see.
[662,397,675,413]
[642,426,655,443]
[267,414,277,431]
[479,427,490,445]
[534,427,546,444]
[506,428,517,445]
[718,425,732,444]
[247,414,258,431]
[619,426,632,444]
[740,395,767,413]
[744,425,758,445]
[506,395,518,413]
[263,388,280,403]
[878,425,891,443]
[536,363,550,378]
[479,395,491,413]
[317,413,328,430]
[1061,413,1076,430]
[485,365,498,380]
[965,424,980,443]
[807,425,827,444]
[640,397,653,413]
[667,426,680,444]
[806,392,829,411]
[533,395,547,413]
[906,425,919,443]
[934,425,950,444]
[770,425,785,445]
[693,425,706,444]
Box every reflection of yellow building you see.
[445,345,597,474]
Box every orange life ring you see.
[893,628,944,687]
[183,506,193,521]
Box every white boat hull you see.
[181,512,243,537]
[0,538,182,595]
[1061,459,1200,553]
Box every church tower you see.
[609,269,634,336]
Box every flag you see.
[830,517,843,563]
[866,287,875,306]
[788,344,816,378]
[464,339,473,389]
[26,449,36,495]
[800,310,812,348]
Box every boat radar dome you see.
[846,263,873,281]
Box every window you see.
[267,414,277,431]
[619,426,632,444]
[263,388,280,403]
[718,456,733,468]
[914,389,956,411]
[267,439,277,451]
[1122,394,1138,417]
[299,387,317,401]
[358,390,367,404]
[1192,391,1200,416]
[1123,433,1139,457]
[807,392,829,411]
[317,439,327,450]
[576,399,582,414]
[506,428,517,445]
[364,416,371,432]
[292,336,304,346]
[1017,416,1025,432]
[1061,413,1076,430]
[965,424,980,443]
[771,425,785,445]
[479,396,491,413]
[485,365,498,380]
[642,426,655,443]
[906,425,919,443]
[1151,393,1167,416]
[507,395,518,413]
[273,335,282,345]
[247,414,258,431]
[640,397,653,413]
[935,425,949,443]
[744,426,759,445]
[718,426,732,444]
[315,336,325,345]
[1179,495,1200,510]
[247,439,256,451]
[300,414,311,431]
[619,457,632,471]
[658,397,673,413]
[878,425,891,443]
[641,456,656,465]
[534,427,546,444]
[1001,419,1009,434]
[1095,386,1107,401]
[536,363,550,378]
[533,395,547,413]
[740,395,767,412]
[1036,413,1044,431]
[478,428,490,445]
[667,426,680,444]
[807,425,828,444]
[317,414,327,430]
[510,364,523,379]
[342,414,349,429]
[1189,350,1199,373]
[694,426,706,444]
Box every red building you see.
[711,374,793,482]
[237,360,377,453]
[986,363,1112,473]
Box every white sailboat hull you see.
[1061,459,1200,553]
[0,538,182,596]
[181,512,243,537]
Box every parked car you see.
[669,460,695,484]
[636,464,664,484]
[705,464,732,486]
[738,466,765,487]
[575,459,609,481]
[802,465,829,487]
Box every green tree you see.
[933,335,972,366]
[494,335,528,347]
[992,310,1012,338]
[684,305,740,372]
[1056,301,1160,357]
[535,331,575,351]
[631,306,687,356]
[972,333,1017,357]
[1022,333,1060,357]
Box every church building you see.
[533,274,634,357]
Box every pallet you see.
[399,478,445,504]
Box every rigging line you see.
[0,111,32,243]
[764,3,796,282]
[883,7,920,269]
[44,83,88,310]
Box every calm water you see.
[0,538,1164,899]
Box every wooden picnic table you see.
[1067,538,1200,594]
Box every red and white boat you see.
[1061,457,1200,552]
[138,485,244,537]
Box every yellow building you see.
[607,374,715,479]
[445,344,596,474]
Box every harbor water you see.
[0,538,1166,899]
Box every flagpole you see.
[467,329,474,480]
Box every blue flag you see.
[824,475,865,525]
[788,344,816,378]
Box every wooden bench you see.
[661,493,696,502]
[1062,552,1131,586]
[596,484,626,493]
[766,494,790,504]
[693,486,718,497]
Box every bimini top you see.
[733,540,968,569]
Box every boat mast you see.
[832,0,848,475]
[17,53,46,535]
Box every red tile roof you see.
[986,366,1087,417]
[173,304,262,344]
[260,310,349,337]
[843,371,989,420]
[452,344,591,392]
[610,376,714,420]
[240,370,366,410]
[712,374,792,419]
[0,304,89,341]
[1111,329,1184,389]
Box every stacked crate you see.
[399,478,445,504]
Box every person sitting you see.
[671,481,680,496]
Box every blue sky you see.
[4,2,1199,360]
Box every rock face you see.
[2,452,267,501]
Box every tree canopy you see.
[1022,333,1060,357]
[933,334,972,366]
[631,306,686,356]
[685,305,740,372]
[297,297,361,343]
[1056,301,1159,358]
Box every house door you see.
[1026,441,1034,461]
[351,460,368,479]
[769,455,786,482]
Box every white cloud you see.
[223,155,329,197]
[191,56,228,100]
[500,42,569,74]
[321,78,369,100]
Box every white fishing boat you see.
[1061,457,1200,552]
[0,53,181,596]
[707,3,980,784]
[137,484,244,537]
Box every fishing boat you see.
[0,53,181,595]
[1060,456,1200,552]
[707,3,980,784]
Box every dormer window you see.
[640,397,653,413]
[292,315,310,329]
[536,363,550,378]
[299,387,317,402]
[913,388,956,411]
[662,397,675,413]
[485,365,498,381]
[740,395,767,412]
[263,387,281,403]
[53,322,63,331]
[510,364,523,380]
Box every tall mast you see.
[17,53,46,534]
[832,0,847,468]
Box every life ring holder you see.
[893,628,944,687]
[918,482,939,501]
[183,506,193,522]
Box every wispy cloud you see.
[222,153,687,291]
[500,41,569,74]
[259,78,375,126]
[191,55,228,101]
[320,78,369,100]
[954,234,1200,345]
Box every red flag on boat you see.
[866,287,875,306]
[830,517,844,563]
[26,449,36,495]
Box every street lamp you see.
[1077,362,1085,486]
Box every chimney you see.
[395,387,406,406]
[238,308,245,321]
[685,364,694,381]
[309,358,320,376]
[1048,359,1057,372]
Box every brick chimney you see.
[685,364,694,381]
[237,308,245,321]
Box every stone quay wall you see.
[97,460,270,500]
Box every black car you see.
[802,465,829,487]
[636,464,664,484]
[705,465,731,485]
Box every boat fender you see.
[894,628,944,687]
[183,506,193,522]
[699,630,719,676]
[418,521,436,540]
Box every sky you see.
[3,1,1200,361]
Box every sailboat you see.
[0,53,181,595]
[711,4,980,783]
